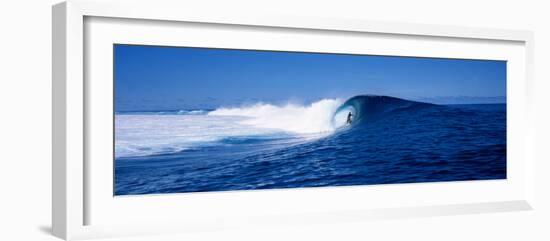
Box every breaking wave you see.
[115,95,434,158]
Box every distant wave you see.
[116,109,209,115]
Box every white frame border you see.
[52,1,535,240]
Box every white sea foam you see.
[116,99,350,158]
[115,114,281,158]
[209,99,347,134]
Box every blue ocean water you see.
[114,96,506,195]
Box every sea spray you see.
[209,99,345,134]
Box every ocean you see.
[114,95,506,195]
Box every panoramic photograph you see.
[114,44,506,195]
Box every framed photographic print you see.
[52,0,535,240]
[113,45,507,195]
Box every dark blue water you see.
[115,96,506,195]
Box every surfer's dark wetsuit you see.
[346,112,353,124]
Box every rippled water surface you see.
[115,97,506,195]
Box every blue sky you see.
[114,44,506,111]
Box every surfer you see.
[346,112,353,124]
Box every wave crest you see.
[334,95,435,124]
[210,95,435,134]
[209,99,345,134]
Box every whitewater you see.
[115,98,351,158]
